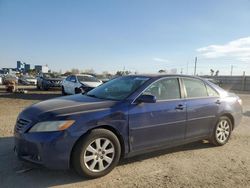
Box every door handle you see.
[175,104,184,110]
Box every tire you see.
[210,116,232,146]
[75,87,83,94]
[62,86,67,95]
[72,129,121,178]
[41,82,49,91]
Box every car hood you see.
[80,81,102,88]
[19,94,118,121]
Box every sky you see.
[0,0,250,75]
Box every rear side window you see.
[143,78,181,100]
[183,78,207,98]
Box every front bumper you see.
[46,82,62,88]
[14,131,78,169]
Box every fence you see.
[203,76,250,91]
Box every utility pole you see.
[186,61,189,75]
[230,65,233,76]
[194,57,197,75]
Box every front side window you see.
[183,78,207,98]
[143,78,181,100]
[206,84,219,97]
[86,76,149,101]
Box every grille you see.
[15,118,30,132]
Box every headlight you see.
[29,120,75,132]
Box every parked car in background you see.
[100,78,110,83]
[19,75,37,85]
[2,74,18,85]
[0,75,3,85]
[14,75,242,178]
[61,74,102,95]
[37,73,63,90]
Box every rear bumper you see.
[14,131,78,169]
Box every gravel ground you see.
[0,86,250,188]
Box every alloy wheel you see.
[83,138,115,172]
[216,120,230,143]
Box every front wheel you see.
[72,129,121,178]
[210,116,232,146]
[41,82,49,91]
[62,86,67,95]
[75,87,83,94]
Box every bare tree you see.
[210,69,214,76]
[71,68,80,74]
[215,70,219,76]
[83,68,95,74]
[158,69,166,73]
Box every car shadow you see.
[120,140,213,165]
[243,111,250,117]
[0,93,61,101]
[0,87,61,101]
[0,136,214,187]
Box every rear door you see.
[182,78,220,139]
[129,77,187,151]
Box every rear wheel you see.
[210,116,232,146]
[72,129,121,178]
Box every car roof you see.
[73,74,93,77]
[124,74,204,80]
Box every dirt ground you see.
[0,85,250,188]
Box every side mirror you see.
[136,94,156,103]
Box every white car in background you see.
[0,75,3,85]
[61,74,102,95]
[19,75,37,85]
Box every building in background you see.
[17,61,24,70]
[24,64,31,73]
[17,61,31,73]
[35,65,49,73]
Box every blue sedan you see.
[14,75,242,178]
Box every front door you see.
[129,78,187,152]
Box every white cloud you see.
[152,57,169,63]
[197,37,250,62]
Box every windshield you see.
[43,73,59,78]
[77,75,99,82]
[86,76,149,101]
